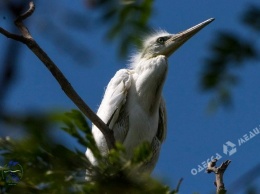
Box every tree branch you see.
[15,1,35,21]
[0,27,27,43]
[206,159,231,194]
[0,2,115,150]
[173,178,183,193]
[14,1,34,39]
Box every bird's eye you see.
[157,37,165,44]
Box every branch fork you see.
[0,2,115,149]
[206,159,231,194]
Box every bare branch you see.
[14,1,34,39]
[174,178,183,193]
[206,159,231,194]
[0,27,26,43]
[0,2,115,150]
[15,1,35,21]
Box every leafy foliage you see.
[201,5,260,110]
[96,0,153,57]
[1,1,260,193]
[201,32,257,109]
[242,5,260,32]
[0,110,178,194]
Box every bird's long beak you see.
[165,18,214,56]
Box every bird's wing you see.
[141,98,167,173]
[86,69,131,163]
[96,69,132,129]
[156,98,167,142]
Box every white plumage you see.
[86,18,214,174]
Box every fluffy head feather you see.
[129,30,172,69]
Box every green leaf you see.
[131,141,152,164]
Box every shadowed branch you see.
[0,1,115,150]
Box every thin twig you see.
[0,1,33,44]
[0,27,26,43]
[15,1,35,21]
[174,177,183,193]
[14,2,34,39]
[0,2,115,150]
[206,159,231,194]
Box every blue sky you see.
[1,0,260,193]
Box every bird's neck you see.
[133,55,168,114]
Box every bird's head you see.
[140,18,214,59]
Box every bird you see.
[86,18,214,174]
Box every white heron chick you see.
[86,18,214,173]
